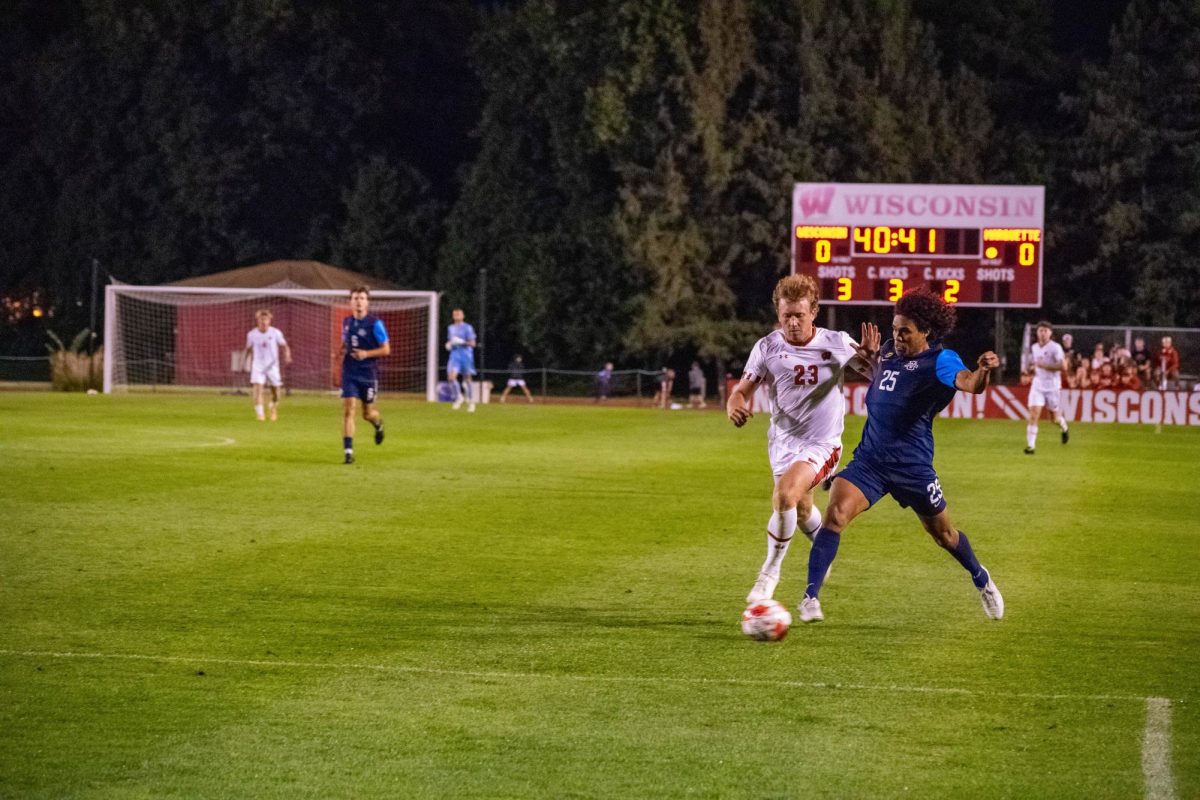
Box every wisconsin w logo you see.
[796,185,835,217]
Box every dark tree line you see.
[3,0,1198,368]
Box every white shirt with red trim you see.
[742,328,858,448]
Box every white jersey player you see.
[243,309,291,421]
[1024,321,1069,454]
[727,274,877,605]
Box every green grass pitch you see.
[1,392,1197,799]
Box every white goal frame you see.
[103,284,440,400]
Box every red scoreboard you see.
[791,183,1045,307]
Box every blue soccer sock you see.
[804,528,841,599]
[949,530,988,588]
[343,436,353,452]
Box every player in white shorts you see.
[727,274,878,604]
[1024,320,1069,454]
[243,309,292,421]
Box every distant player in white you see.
[727,274,878,604]
[243,309,291,421]
[1024,320,1069,454]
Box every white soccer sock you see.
[1056,413,1068,431]
[1027,424,1037,449]
[255,404,264,417]
[760,508,798,576]
[800,505,822,543]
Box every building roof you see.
[167,260,403,290]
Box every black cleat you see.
[374,422,384,445]
[1061,428,1069,444]
[344,452,355,465]
[1023,446,1035,455]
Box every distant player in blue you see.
[800,288,1005,623]
[340,286,390,464]
[446,307,477,412]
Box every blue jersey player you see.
[800,288,1005,623]
[445,308,477,412]
[340,286,390,464]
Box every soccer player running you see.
[728,274,878,605]
[1024,320,1070,454]
[799,287,1003,623]
[243,309,291,421]
[340,286,390,464]
[446,308,477,412]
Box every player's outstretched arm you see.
[955,351,1000,394]
[726,377,757,428]
[848,322,881,377]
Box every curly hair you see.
[772,274,819,310]
[895,287,956,340]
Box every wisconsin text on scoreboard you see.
[791,183,1045,307]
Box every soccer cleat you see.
[256,413,265,421]
[452,398,463,410]
[1023,446,1035,455]
[798,596,824,623]
[1061,428,1069,444]
[979,570,1004,620]
[344,452,355,465]
[467,403,476,413]
[746,572,779,604]
[374,422,384,445]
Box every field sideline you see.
[1,392,1197,799]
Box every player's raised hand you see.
[978,351,1000,371]
[855,322,881,361]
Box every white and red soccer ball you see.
[741,599,791,642]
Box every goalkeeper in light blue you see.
[446,308,477,412]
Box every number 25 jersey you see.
[855,339,966,466]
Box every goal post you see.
[103,283,440,400]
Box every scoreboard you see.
[791,183,1045,307]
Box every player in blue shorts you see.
[799,288,1005,623]
[445,308,477,412]
[340,286,390,464]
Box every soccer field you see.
[1,392,1196,799]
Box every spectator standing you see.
[688,361,707,409]
[1090,343,1110,372]
[1157,336,1180,390]
[595,362,614,402]
[658,368,676,409]
[1132,337,1153,384]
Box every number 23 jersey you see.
[742,328,858,447]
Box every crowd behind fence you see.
[1021,324,1197,392]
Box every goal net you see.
[103,283,439,399]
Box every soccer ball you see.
[741,599,792,642]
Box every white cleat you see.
[746,572,779,604]
[467,403,476,413]
[452,398,463,410]
[979,569,1004,620]
[798,596,824,623]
